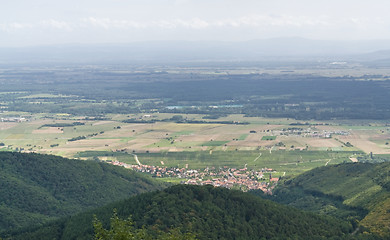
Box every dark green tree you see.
[93,210,197,240]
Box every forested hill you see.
[0,152,165,233]
[9,185,358,240]
[268,162,390,238]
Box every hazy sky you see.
[1,0,390,47]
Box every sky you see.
[1,0,390,47]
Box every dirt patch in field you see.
[139,131,172,139]
[349,157,358,162]
[199,125,243,135]
[102,125,152,138]
[315,125,344,131]
[51,138,128,153]
[243,134,262,142]
[125,138,159,150]
[63,139,119,149]
[0,122,18,130]
[255,124,281,131]
[5,134,24,139]
[340,134,390,154]
[178,134,222,142]
[302,138,341,148]
[349,140,389,154]
[369,134,390,141]
[33,127,63,134]
[92,121,114,126]
[168,148,180,152]
[228,141,263,147]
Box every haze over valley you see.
[1,1,390,239]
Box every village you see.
[273,127,349,138]
[0,117,27,122]
[110,160,279,193]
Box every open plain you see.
[1,112,389,179]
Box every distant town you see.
[272,127,349,139]
[0,117,27,122]
[110,160,279,193]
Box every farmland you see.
[1,111,389,180]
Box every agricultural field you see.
[1,112,389,178]
[98,150,354,177]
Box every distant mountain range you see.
[2,38,390,64]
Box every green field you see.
[200,141,229,147]
[237,134,249,140]
[173,130,194,136]
[77,150,357,177]
[262,136,277,140]
[0,147,12,152]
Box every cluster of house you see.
[274,128,349,138]
[0,117,27,122]
[110,160,278,193]
[183,167,279,193]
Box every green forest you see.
[1,150,390,239]
[8,184,360,240]
[264,162,390,237]
[2,69,390,120]
[0,152,165,232]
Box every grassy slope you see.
[9,185,355,240]
[270,162,390,237]
[0,152,166,233]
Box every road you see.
[325,159,332,166]
[253,153,262,162]
[349,157,358,163]
[132,154,141,165]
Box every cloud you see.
[0,22,33,32]
[41,19,73,31]
[0,14,383,33]
[82,17,210,30]
[152,18,209,29]
[83,17,145,29]
[0,20,72,32]
[79,15,334,30]
[214,15,332,28]
[1,14,389,43]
